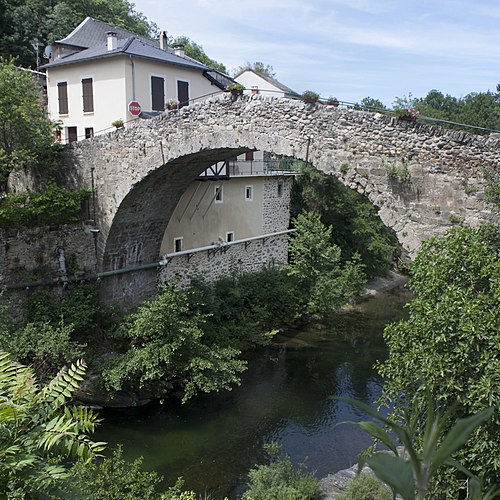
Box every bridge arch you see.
[64,94,498,305]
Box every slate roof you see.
[55,17,153,49]
[235,69,299,98]
[42,17,211,73]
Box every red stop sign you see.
[128,101,142,116]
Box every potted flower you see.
[226,83,245,95]
[301,90,320,104]
[165,99,179,110]
[395,107,420,122]
[327,96,339,107]
[111,119,124,129]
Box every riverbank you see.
[361,270,408,297]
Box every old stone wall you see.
[263,176,294,232]
[0,224,97,289]
[158,234,288,287]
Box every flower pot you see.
[230,89,243,95]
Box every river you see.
[95,287,411,498]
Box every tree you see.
[0,0,157,69]
[0,58,55,191]
[358,97,387,111]
[234,61,276,78]
[0,352,106,498]
[393,88,500,132]
[170,36,226,73]
[291,163,400,278]
[378,225,500,493]
[288,211,366,315]
[102,286,247,402]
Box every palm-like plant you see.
[0,351,106,497]
[339,397,496,500]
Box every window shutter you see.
[151,76,165,111]
[82,78,94,112]
[57,82,68,114]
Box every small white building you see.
[235,69,299,99]
[42,17,231,143]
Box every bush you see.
[337,473,391,500]
[0,320,84,380]
[243,444,321,500]
[0,183,90,227]
[71,446,164,499]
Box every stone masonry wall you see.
[158,234,288,287]
[263,176,294,233]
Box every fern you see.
[0,351,106,496]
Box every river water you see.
[96,287,410,498]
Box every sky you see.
[132,0,499,106]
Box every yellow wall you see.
[161,177,265,254]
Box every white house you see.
[235,69,299,99]
[42,17,231,143]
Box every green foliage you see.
[394,88,500,132]
[171,36,227,73]
[337,473,391,500]
[0,320,84,380]
[188,266,297,347]
[162,477,197,500]
[226,82,245,92]
[0,284,114,381]
[358,97,387,111]
[340,397,495,500]
[378,225,500,491]
[0,352,106,498]
[0,58,56,190]
[0,0,156,68]
[291,163,400,278]
[301,90,320,103]
[72,445,165,499]
[242,444,321,500]
[0,182,90,227]
[483,166,499,209]
[102,286,247,402]
[385,160,410,181]
[234,61,276,78]
[288,211,366,315]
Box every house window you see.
[277,181,283,197]
[177,80,189,108]
[215,185,223,203]
[226,231,234,243]
[57,82,68,115]
[245,185,253,201]
[174,237,183,253]
[251,86,259,94]
[82,78,94,112]
[151,76,165,111]
[245,151,254,161]
[67,126,78,143]
[54,130,62,143]
[85,127,94,139]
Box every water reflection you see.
[96,288,410,498]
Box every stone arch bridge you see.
[62,94,499,305]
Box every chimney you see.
[173,44,185,57]
[107,31,117,51]
[159,31,168,50]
